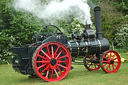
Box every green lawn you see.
[0,52,128,85]
[119,52,128,59]
[0,61,128,85]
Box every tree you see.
[0,0,42,63]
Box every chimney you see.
[94,6,102,40]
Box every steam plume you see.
[13,0,92,24]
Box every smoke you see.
[13,0,92,25]
[87,0,97,9]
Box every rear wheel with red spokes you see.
[83,55,100,71]
[100,50,121,73]
[32,42,71,82]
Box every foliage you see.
[91,2,118,42]
[113,0,128,14]
[62,21,84,35]
[0,32,13,64]
[90,1,128,44]
[0,0,42,64]
[0,0,128,64]
[93,0,128,14]
[115,24,128,48]
[57,17,85,35]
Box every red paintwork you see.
[84,55,100,71]
[101,50,121,73]
[33,42,72,82]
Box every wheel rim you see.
[100,50,121,73]
[32,42,71,82]
[83,55,100,71]
[36,25,62,41]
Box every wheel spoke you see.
[57,64,67,69]
[113,64,117,68]
[58,55,67,60]
[41,65,50,74]
[46,26,50,35]
[55,46,60,56]
[114,61,119,63]
[54,69,59,78]
[112,64,115,70]
[45,69,49,78]
[50,69,53,79]
[91,65,93,69]
[107,53,111,59]
[112,53,116,59]
[106,64,110,70]
[86,58,90,61]
[95,63,99,66]
[103,61,110,63]
[56,50,63,59]
[104,56,109,61]
[85,58,89,61]
[53,29,57,35]
[57,66,63,74]
[57,60,67,63]
[113,57,118,60]
[109,65,111,71]
[36,61,49,63]
[51,45,54,58]
[41,50,51,59]
[46,45,50,54]
[38,55,46,60]
[94,64,96,69]
[37,64,46,69]
[88,63,92,68]
[110,52,112,58]
[88,65,91,68]
[86,61,91,65]
[103,63,108,67]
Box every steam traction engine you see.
[11,6,121,82]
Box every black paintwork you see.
[11,6,109,75]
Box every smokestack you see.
[94,6,102,40]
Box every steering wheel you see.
[33,25,63,41]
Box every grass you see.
[0,63,128,85]
[118,52,128,59]
[0,52,128,85]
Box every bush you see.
[113,0,128,14]
[0,0,42,64]
[0,32,14,64]
[91,1,128,45]
[1,0,128,64]
[57,19,85,35]
[115,24,128,48]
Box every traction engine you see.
[11,6,121,82]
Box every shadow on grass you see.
[12,64,113,84]
[18,76,48,84]
[15,69,105,84]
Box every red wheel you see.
[32,42,71,82]
[100,50,121,73]
[83,55,100,71]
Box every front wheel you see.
[100,50,121,73]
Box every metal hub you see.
[110,60,114,64]
[50,58,57,66]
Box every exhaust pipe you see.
[94,6,102,40]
